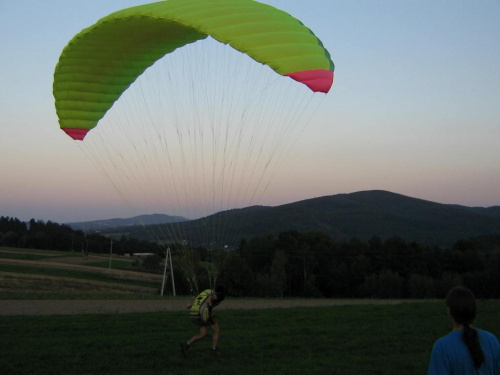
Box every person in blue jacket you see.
[428,287,500,374]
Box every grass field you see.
[2,247,500,374]
[0,247,164,299]
[2,300,500,374]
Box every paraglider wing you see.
[53,0,335,140]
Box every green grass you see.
[0,247,162,299]
[0,248,82,260]
[1,300,499,374]
[0,246,76,255]
[0,264,158,289]
[0,248,136,269]
[0,252,52,261]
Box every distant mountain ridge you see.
[252,190,500,247]
[71,191,500,248]
[67,213,188,232]
[466,206,500,219]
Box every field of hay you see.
[0,247,163,299]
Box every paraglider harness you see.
[189,288,225,326]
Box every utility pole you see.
[108,240,113,269]
[161,247,176,296]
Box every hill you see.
[66,214,188,232]
[467,206,500,219]
[95,190,500,248]
[259,190,500,247]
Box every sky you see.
[1,0,499,223]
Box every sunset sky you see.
[1,0,499,223]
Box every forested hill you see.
[101,190,500,248]
[67,214,188,232]
[240,190,500,247]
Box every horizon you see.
[5,189,499,224]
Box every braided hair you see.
[446,287,485,369]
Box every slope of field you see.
[0,247,163,299]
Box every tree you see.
[143,254,162,271]
[483,251,500,298]
[350,254,373,296]
[219,253,255,297]
[435,272,462,298]
[363,270,405,298]
[328,261,350,297]
[240,234,275,274]
[408,274,434,298]
[377,270,404,298]
[270,249,287,298]
[2,231,20,247]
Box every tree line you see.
[218,231,500,299]
[0,216,157,255]
[2,216,500,299]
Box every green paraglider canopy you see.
[53,0,334,140]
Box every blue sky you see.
[1,0,499,223]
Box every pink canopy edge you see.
[285,69,334,93]
[62,128,89,141]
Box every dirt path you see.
[0,298,408,316]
